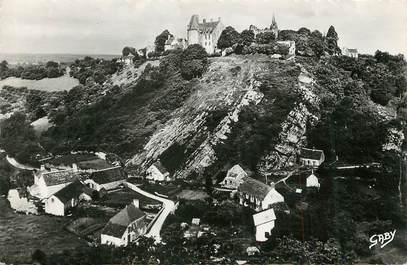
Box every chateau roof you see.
[238,177,271,201]
[53,179,86,203]
[188,14,220,33]
[253,208,276,226]
[42,169,80,186]
[102,203,146,238]
[300,148,324,160]
[89,166,126,185]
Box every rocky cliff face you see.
[257,65,321,174]
[126,55,265,177]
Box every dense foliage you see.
[217,26,241,49]
[0,60,65,80]
[154,29,172,53]
[70,56,122,85]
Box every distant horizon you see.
[1,0,406,56]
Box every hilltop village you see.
[0,12,406,265]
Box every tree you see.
[325,25,341,55]
[0,60,9,72]
[255,31,276,44]
[46,61,59,68]
[180,44,208,80]
[217,26,241,49]
[32,249,47,264]
[240,29,255,46]
[154,30,172,53]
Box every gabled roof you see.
[253,208,276,226]
[151,161,169,174]
[238,177,271,201]
[227,164,253,178]
[300,148,324,160]
[42,169,80,186]
[89,166,126,184]
[102,203,146,238]
[187,15,221,34]
[53,179,86,203]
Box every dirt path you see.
[125,182,175,242]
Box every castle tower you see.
[271,13,278,38]
[187,14,200,45]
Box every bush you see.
[217,26,241,49]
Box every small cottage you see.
[299,148,325,168]
[220,164,252,190]
[146,161,170,182]
[29,166,81,199]
[253,208,276,242]
[84,166,126,191]
[343,47,358,59]
[164,35,187,51]
[100,200,147,247]
[238,177,284,212]
[45,180,91,216]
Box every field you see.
[0,198,87,264]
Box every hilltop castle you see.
[249,14,279,39]
[187,15,225,54]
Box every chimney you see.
[269,182,276,189]
[72,163,78,172]
[203,18,206,23]
[133,199,140,208]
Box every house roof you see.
[53,179,86,203]
[89,166,126,184]
[238,177,271,201]
[347,48,358,53]
[77,159,113,171]
[152,161,169,174]
[102,203,146,238]
[42,169,80,186]
[227,164,253,178]
[253,208,276,226]
[300,148,324,160]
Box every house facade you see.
[187,15,224,54]
[45,180,91,216]
[84,166,126,191]
[220,164,251,189]
[29,166,80,199]
[238,177,284,212]
[299,147,325,168]
[164,36,187,51]
[343,47,358,59]
[101,200,147,247]
[306,172,320,188]
[146,161,170,182]
[253,208,276,242]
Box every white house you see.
[306,171,320,188]
[164,35,187,51]
[238,177,284,212]
[146,161,170,182]
[299,148,325,168]
[45,180,92,216]
[29,166,80,199]
[343,47,358,59]
[276,41,296,56]
[253,208,276,242]
[187,15,225,54]
[220,164,251,189]
[100,200,147,247]
[84,166,126,191]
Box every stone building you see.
[187,14,225,54]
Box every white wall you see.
[256,221,275,242]
[45,195,65,216]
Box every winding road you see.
[125,182,175,242]
[6,155,38,171]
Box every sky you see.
[0,0,406,56]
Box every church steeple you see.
[271,13,278,38]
